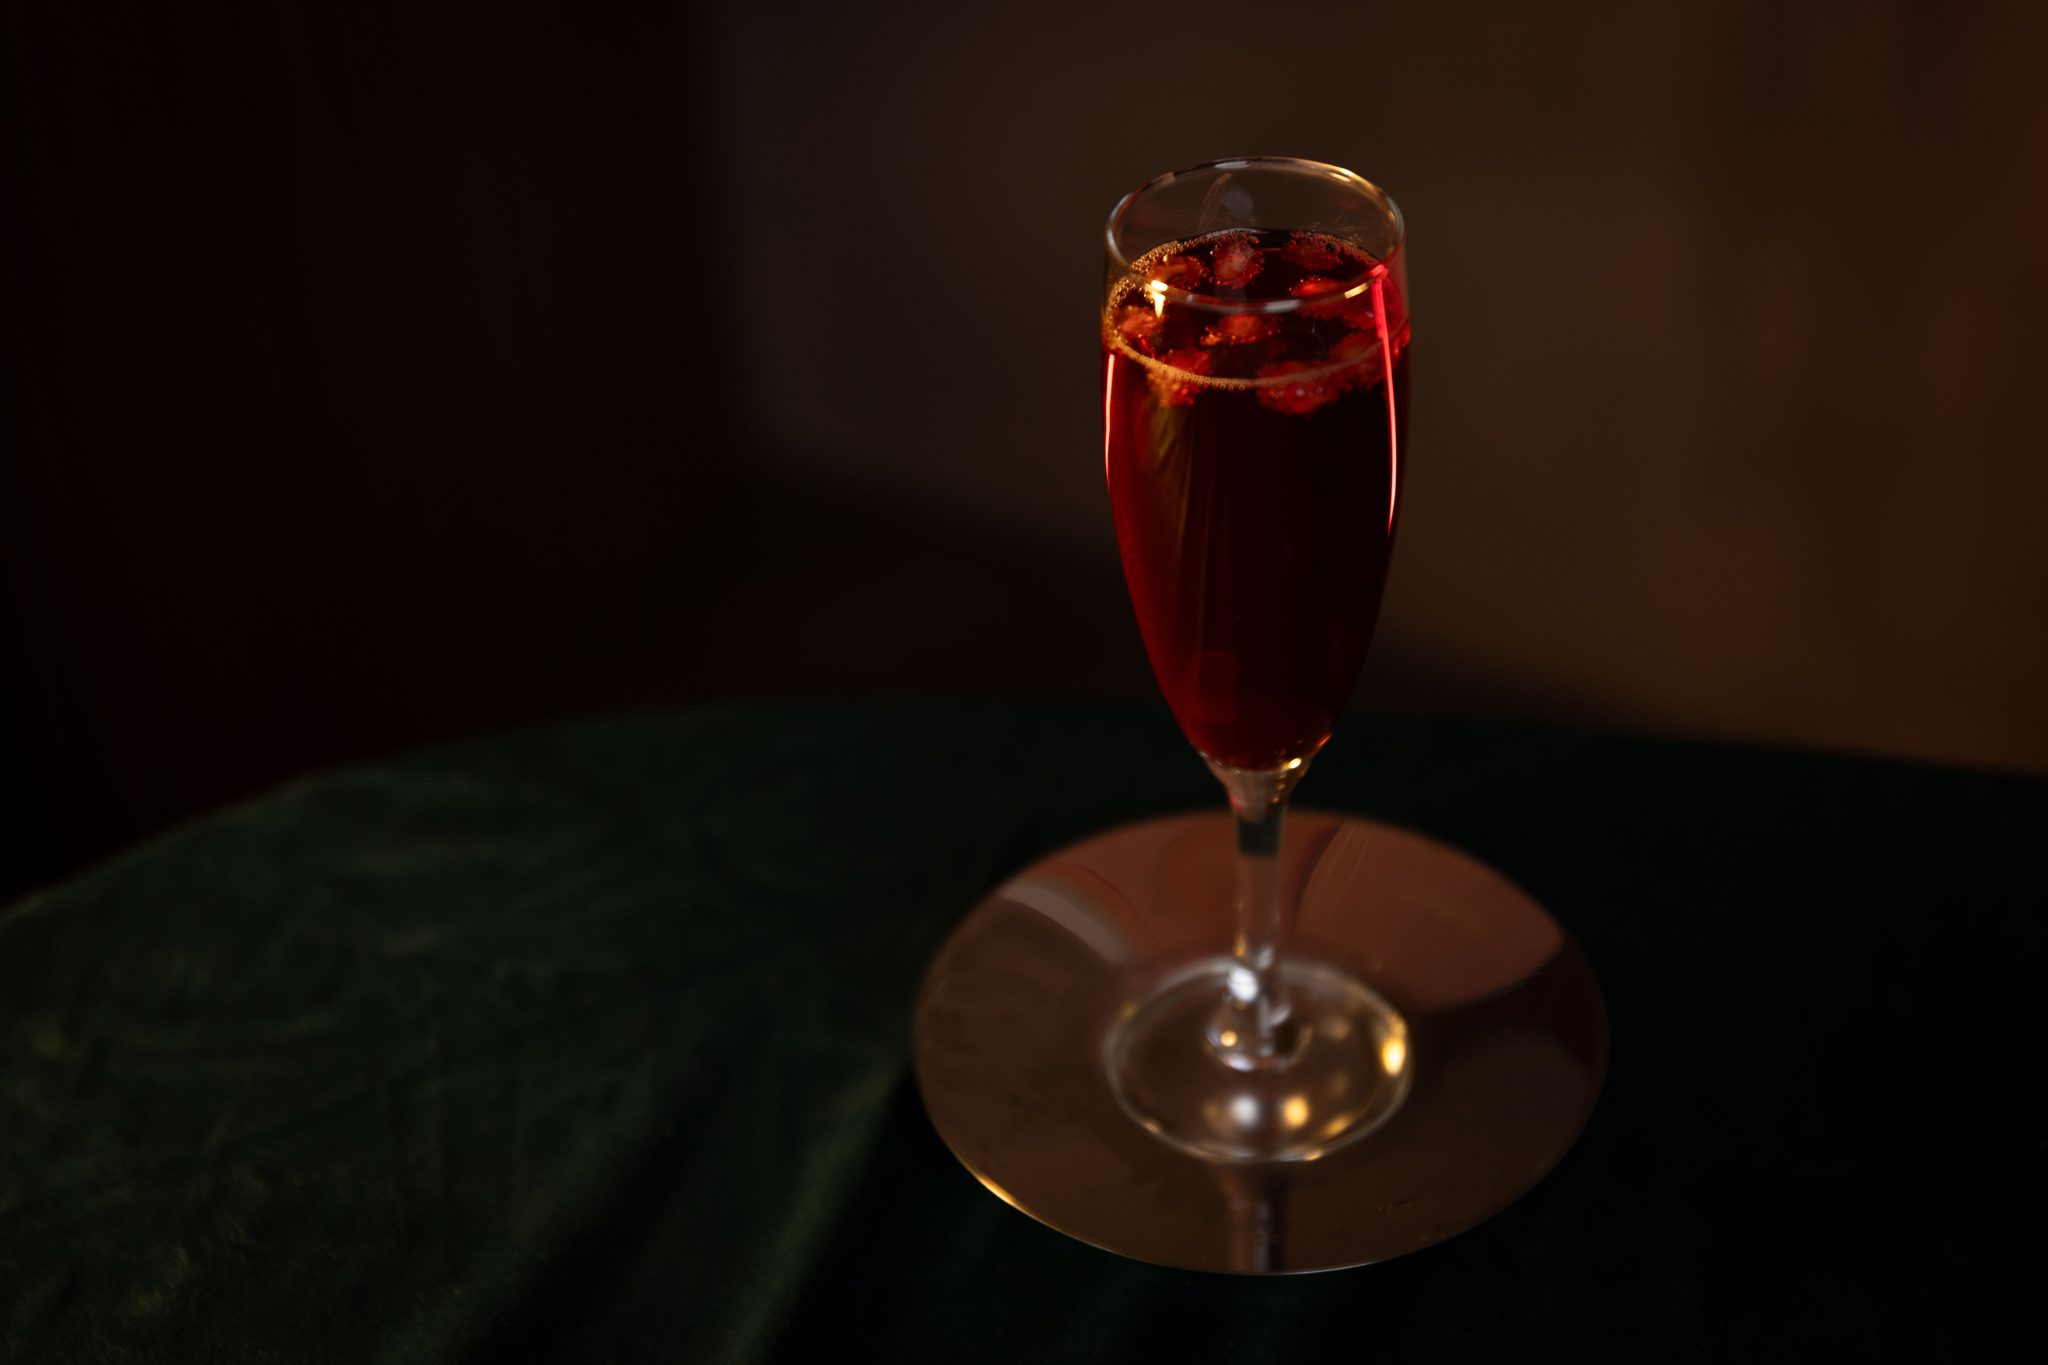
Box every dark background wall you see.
[5,0,2046,901]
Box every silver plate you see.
[913,811,1607,1273]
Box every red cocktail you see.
[1103,227,1410,770]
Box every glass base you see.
[913,811,1606,1273]
[1107,957,1410,1162]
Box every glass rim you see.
[1103,156,1406,315]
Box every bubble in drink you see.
[1282,233,1345,271]
[1255,359,1348,415]
[1150,346,1215,406]
[1150,255,1207,290]
[1105,229,1406,392]
[1210,233,1263,289]
[1117,304,1163,341]
[1201,314,1277,347]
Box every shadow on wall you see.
[3,0,2045,896]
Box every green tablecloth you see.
[2,702,2038,1360]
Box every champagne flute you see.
[1098,157,1412,1161]
[912,158,1605,1273]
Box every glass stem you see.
[1207,761,1306,1071]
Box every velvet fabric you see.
[2,702,2036,1360]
